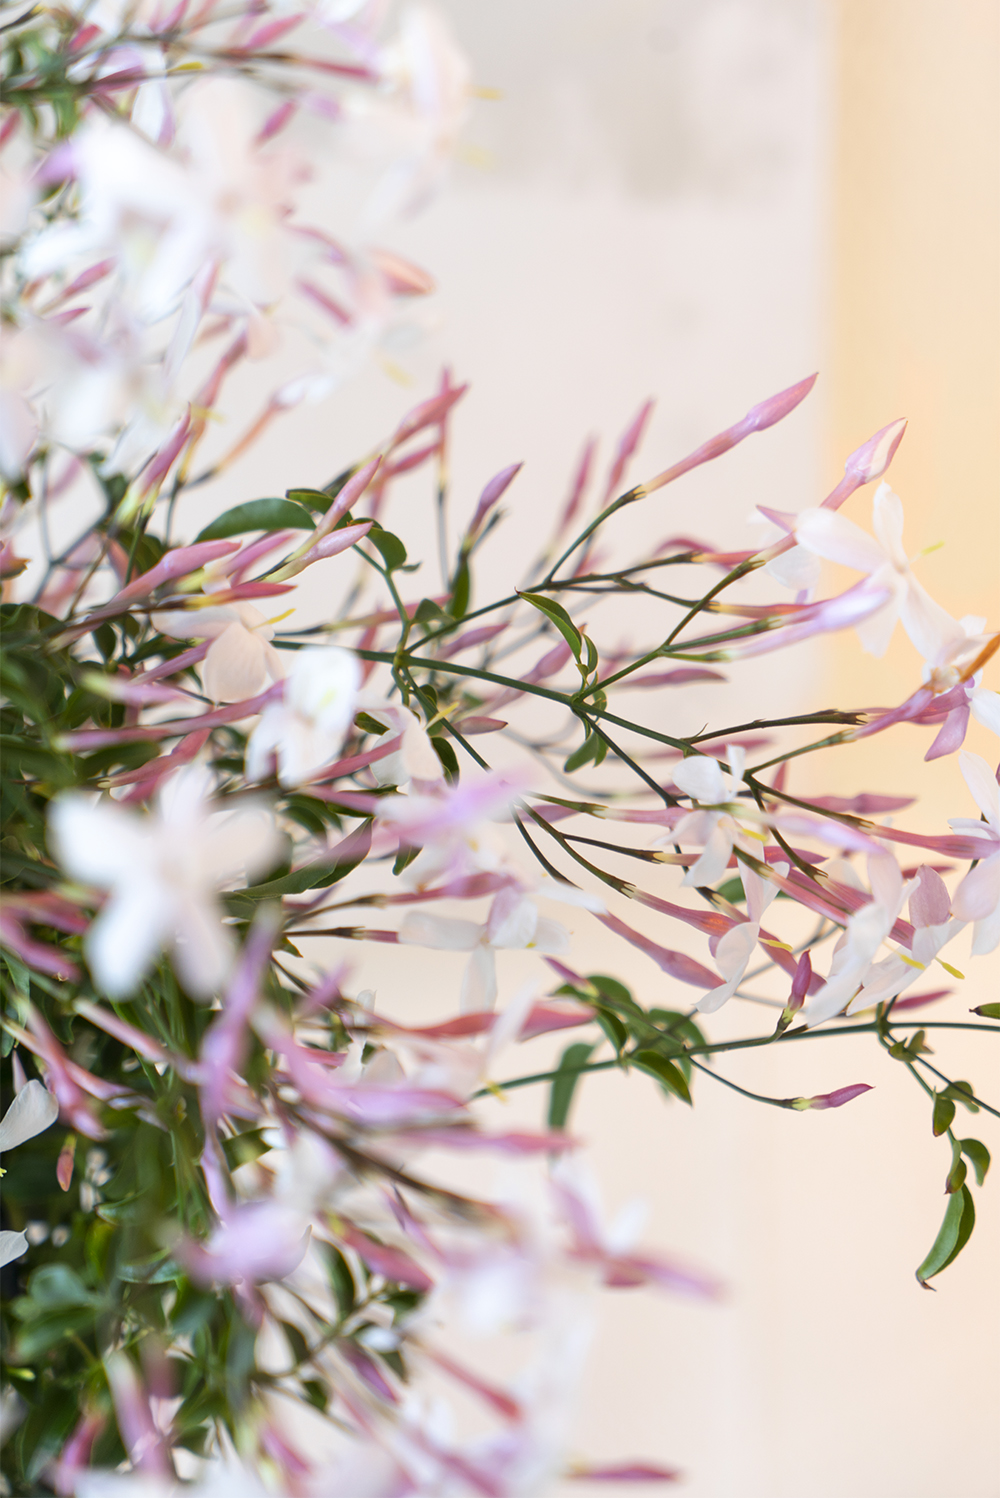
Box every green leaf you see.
[301,1378,328,1411]
[588,974,635,1009]
[235,839,369,901]
[547,1042,596,1132]
[932,1093,956,1137]
[714,876,746,904]
[564,732,607,773]
[327,1245,356,1318]
[631,1050,693,1105]
[939,1079,979,1113]
[518,591,583,660]
[450,557,471,618]
[195,498,315,542]
[431,735,460,784]
[221,1128,272,1171]
[413,598,450,625]
[594,1006,629,1055]
[916,1185,976,1287]
[945,1156,967,1194]
[25,1264,95,1309]
[355,711,389,735]
[15,1306,97,1360]
[280,1320,310,1366]
[959,1138,991,1186]
[366,523,408,571]
[971,1002,1000,1019]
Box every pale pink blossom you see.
[949,751,1000,955]
[48,765,282,998]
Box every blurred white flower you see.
[22,79,305,321]
[246,644,360,785]
[48,765,283,998]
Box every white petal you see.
[528,916,571,955]
[0,1080,59,1151]
[854,585,902,658]
[460,943,497,1013]
[156,762,215,826]
[171,897,234,998]
[203,804,283,883]
[0,1230,29,1269]
[151,605,237,641]
[288,645,359,734]
[765,544,820,592]
[959,751,1000,825]
[681,824,734,887]
[871,482,908,571]
[713,921,758,982]
[487,890,538,949]
[970,688,1000,737]
[48,796,149,888]
[725,743,746,788]
[398,913,482,951]
[971,900,1000,956]
[951,855,1000,923]
[898,576,965,665]
[794,507,888,574]
[245,704,285,782]
[673,757,726,803]
[87,885,173,998]
[203,622,270,703]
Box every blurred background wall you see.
[193,2,999,1492]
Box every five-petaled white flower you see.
[0,1080,60,1267]
[49,765,283,999]
[151,600,286,704]
[667,744,758,887]
[246,645,360,787]
[949,751,1000,955]
[794,482,963,663]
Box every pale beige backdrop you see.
[181,2,999,1493]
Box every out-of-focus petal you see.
[203,621,270,702]
[86,883,172,998]
[0,1079,59,1151]
[970,687,1000,737]
[0,1230,29,1268]
[951,856,1000,923]
[959,750,1000,825]
[871,482,908,570]
[399,912,482,950]
[673,757,725,803]
[899,575,965,665]
[171,896,235,999]
[48,796,149,887]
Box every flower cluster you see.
[1,12,998,1494]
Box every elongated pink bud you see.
[791,1083,873,1111]
[567,1462,681,1483]
[602,398,655,504]
[105,540,239,608]
[643,374,817,495]
[467,462,522,539]
[719,582,891,658]
[789,950,812,1011]
[391,383,468,448]
[313,454,382,538]
[843,417,907,486]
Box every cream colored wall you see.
[188,3,999,1492]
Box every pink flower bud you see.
[792,1084,873,1111]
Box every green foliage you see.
[915,1186,976,1288]
[548,1042,597,1131]
[195,498,316,542]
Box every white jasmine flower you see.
[804,851,916,1026]
[151,600,286,703]
[48,765,282,999]
[696,864,784,1013]
[668,744,758,887]
[246,644,360,786]
[794,482,964,662]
